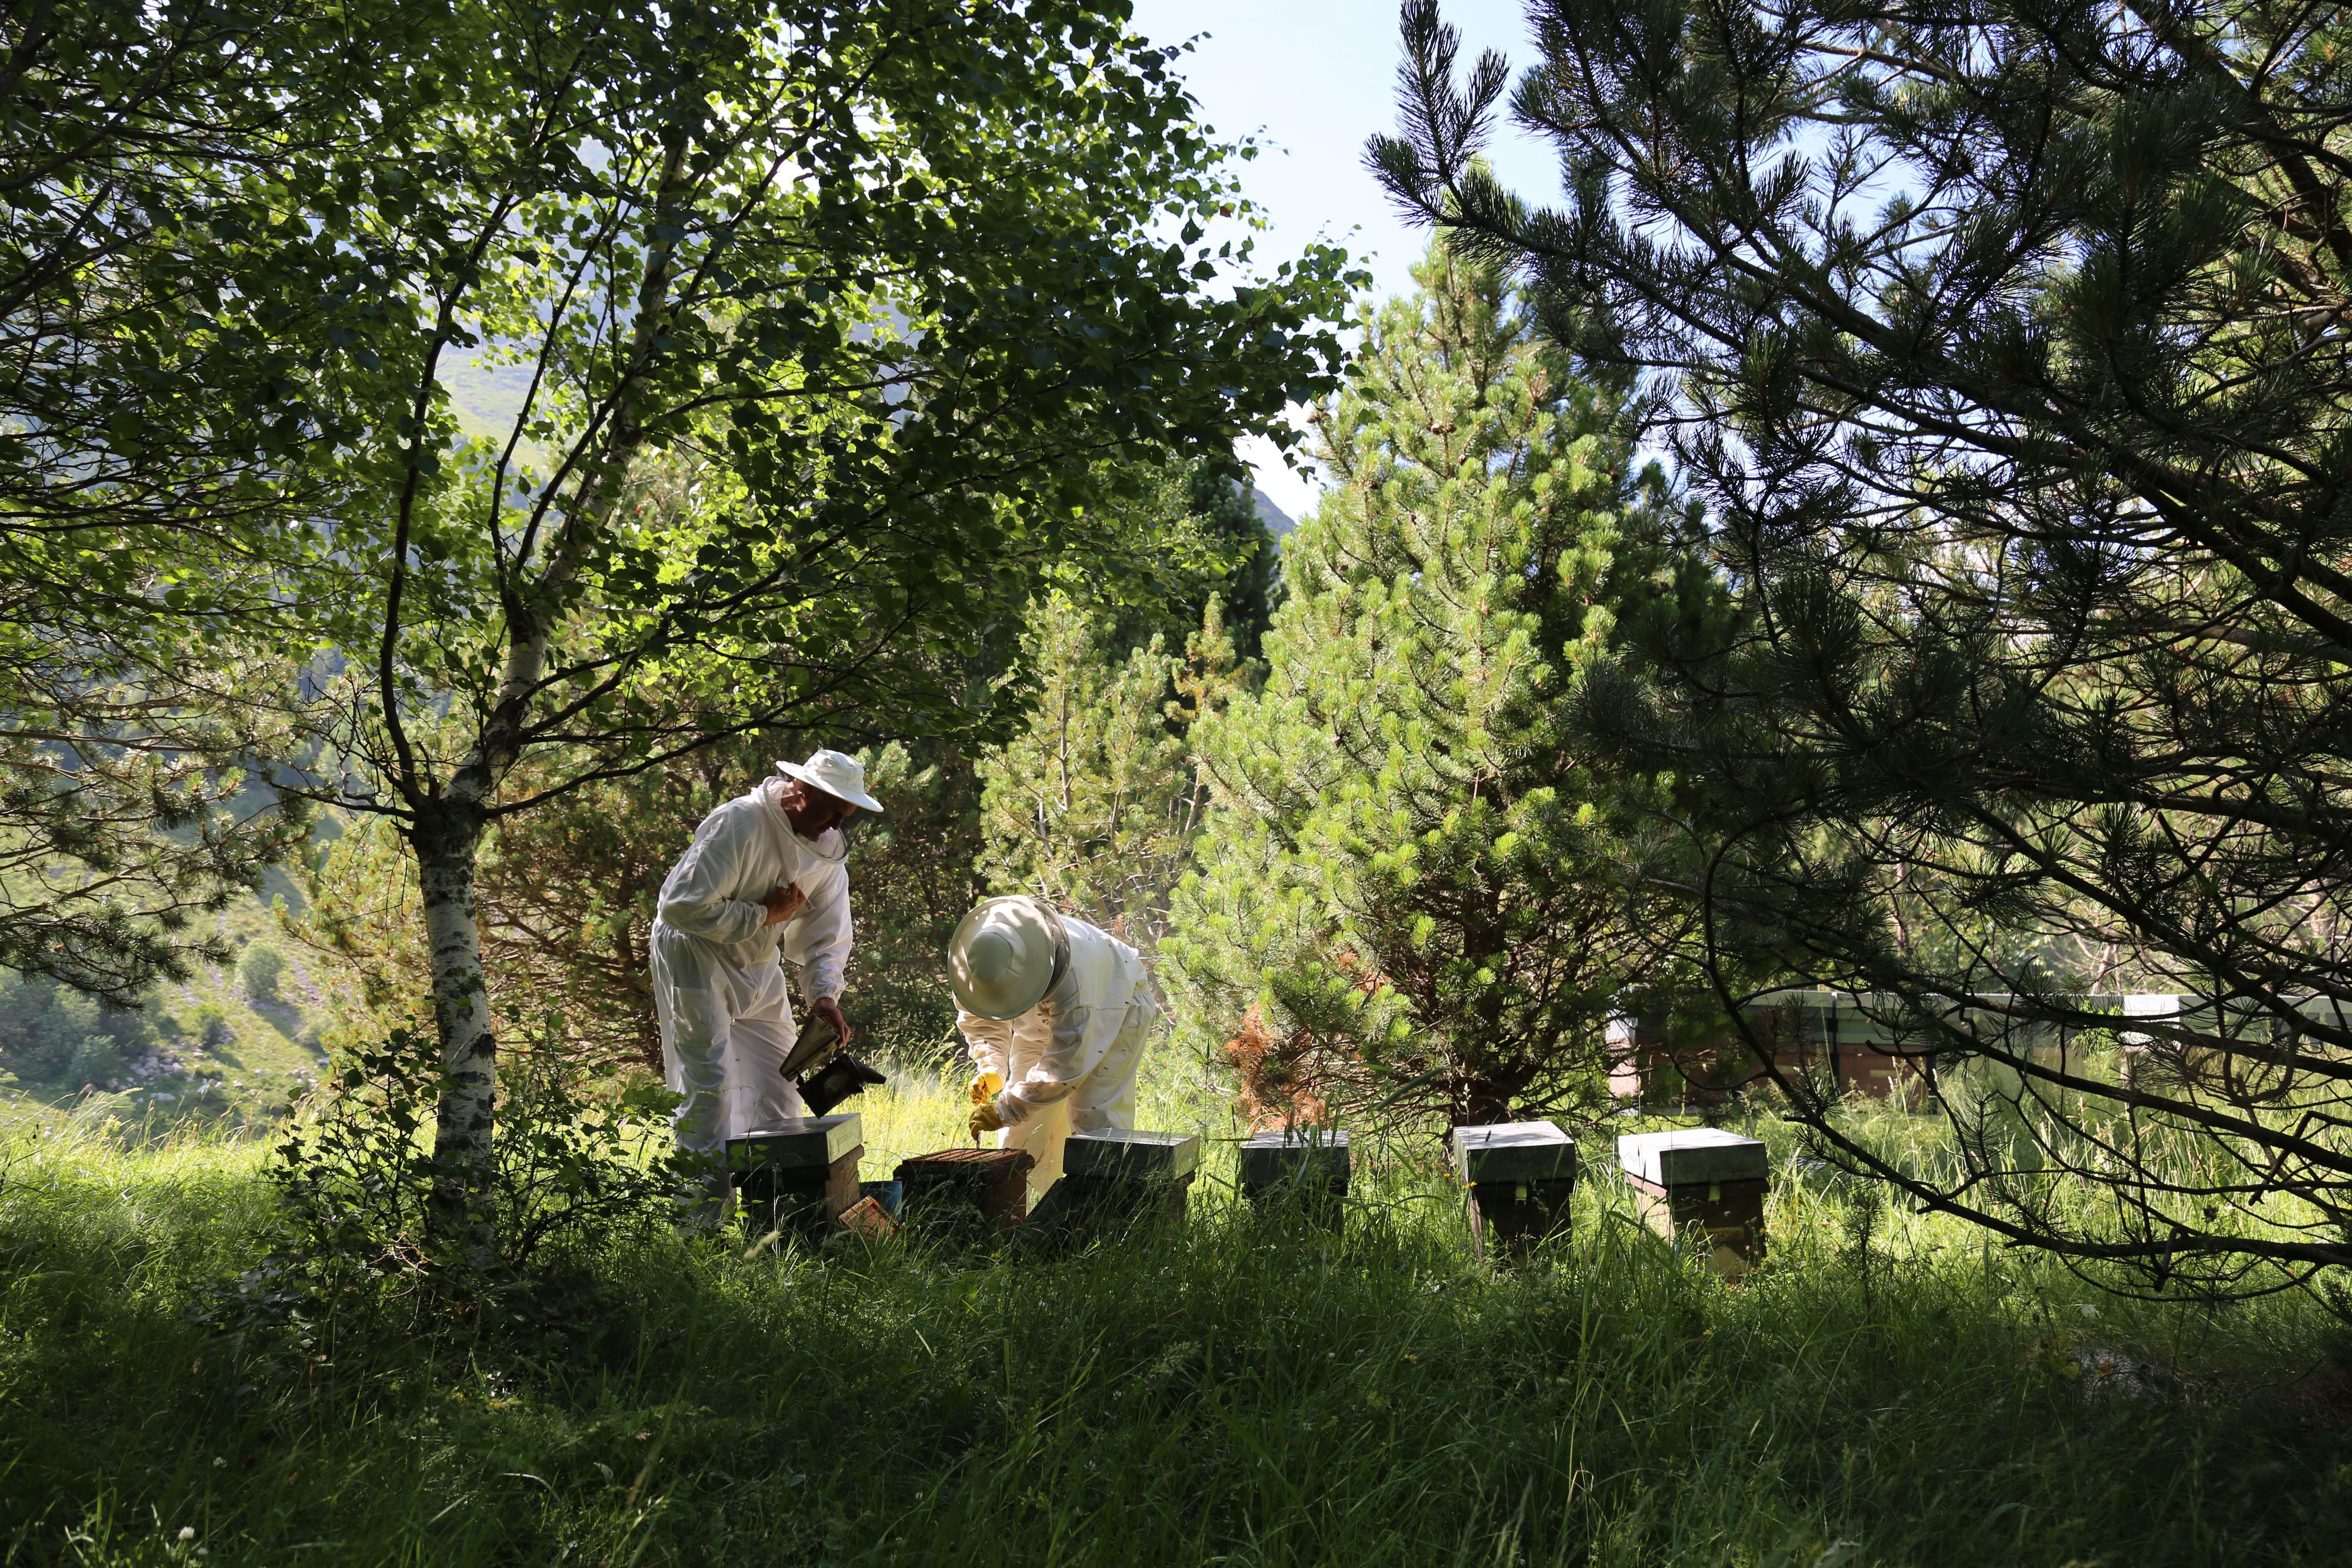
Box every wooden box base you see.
[835,1194,898,1240]
[734,1147,863,1238]
[1240,1155,1347,1231]
[1022,1172,1194,1249]
[1242,1180,1347,1230]
[1628,1174,1766,1276]
[1469,1176,1575,1258]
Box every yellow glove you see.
[968,1100,1006,1140]
[967,1071,1003,1106]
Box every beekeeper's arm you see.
[777,863,851,1002]
[654,804,769,947]
[992,967,1093,1127]
[778,857,853,1042]
[959,1010,1013,1086]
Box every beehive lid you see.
[1615,1128,1768,1187]
[728,1113,862,1170]
[1452,1121,1577,1185]
[1238,1129,1350,1187]
[1064,1129,1201,1181]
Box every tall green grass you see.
[1,1107,2345,1568]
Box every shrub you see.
[0,972,154,1081]
[0,976,88,1078]
[254,1026,699,1314]
[237,943,285,1002]
[65,1034,120,1089]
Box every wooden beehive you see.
[1615,1129,1769,1277]
[893,1146,1036,1234]
[1023,1130,1203,1247]
[1239,1129,1350,1229]
[727,1114,864,1237]
[1063,1129,1202,1181]
[1453,1121,1577,1258]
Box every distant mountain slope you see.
[1252,487,1295,539]
[443,354,537,444]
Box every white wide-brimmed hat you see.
[947,896,1064,1020]
[775,748,883,813]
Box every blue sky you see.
[1127,1,1559,519]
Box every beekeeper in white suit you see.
[951,894,1156,1193]
[650,749,882,1166]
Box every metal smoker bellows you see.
[777,1016,887,1116]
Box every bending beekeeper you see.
[950,895,1156,1193]
[650,749,882,1179]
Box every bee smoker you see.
[781,1015,887,1116]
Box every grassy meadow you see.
[2,1059,2347,1568]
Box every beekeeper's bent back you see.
[951,895,1156,1194]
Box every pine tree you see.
[977,592,1243,949]
[1165,238,1714,1130]
[1180,464,1281,663]
[1374,0,2352,1292]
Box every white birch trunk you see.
[415,134,690,1259]
[417,799,495,1258]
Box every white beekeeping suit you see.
[951,895,1156,1192]
[649,751,878,1155]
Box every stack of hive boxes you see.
[1452,1121,1577,1257]
[1616,1127,1769,1276]
[727,1113,865,1237]
[1238,1128,1350,1229]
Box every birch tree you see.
[255,0,1353,1252]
